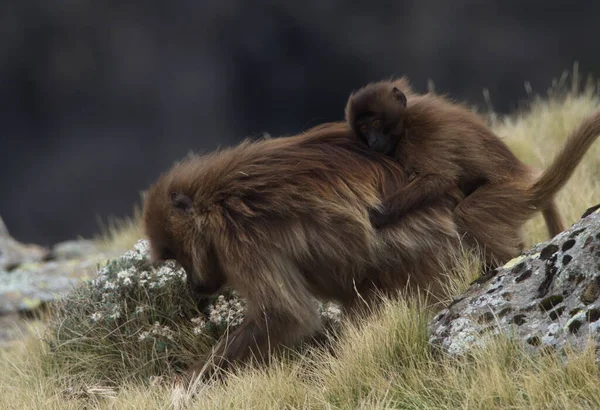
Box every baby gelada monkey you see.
[346,77,600,267]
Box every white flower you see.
[191,317,205,325]
[90,312,103,322]
[142,322,176,341]
[122,250,137,260]
[117,270,130,279]
[138,331,151,341]
[104,281,117,290]
[134,240,150,255]
[207,295,246,326]
[135,306,147,314]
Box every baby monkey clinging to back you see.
[345,77,600,267]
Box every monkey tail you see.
[528,108,600,207]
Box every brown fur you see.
[345,77,600,267]
[143,122,466,382]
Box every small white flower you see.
[135,306,146,314]
[191,317,205,325]
[138,331,151,341]
[144,322,176,341]
[134,240,150,255]
[90,312,103,322]
[117,270,130,279]
[104,281,117,290]
[122,250,137,260]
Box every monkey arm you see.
[183,308,320,382]
[370,174,456,228]
[182,253,322,383]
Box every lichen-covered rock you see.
[428,204,600,358]
[0,218,117,319]
[51,239,100,260]
[0,256,108,315]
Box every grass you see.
[95,200,145,254]
[1,68,600,409]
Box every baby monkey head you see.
[346,83,408,156]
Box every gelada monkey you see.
[143,122,466,382]
[345,77,600,267]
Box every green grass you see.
[1,68,600,409]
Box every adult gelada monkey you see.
[346,77,600,267]
[143,122,467,382]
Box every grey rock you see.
[428,204,600,358]
[51,239,100,261]
[0,217,117,322]
[0,216,50,271]
[0,256,109,315]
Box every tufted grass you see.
[1,68,600,409]
[95,200,145,254]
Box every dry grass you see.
[494,69,600,245]
[95,198,145,254]
[2,70,600,409]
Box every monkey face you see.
[144,188,228,298]
[356,117,399,155]
[358,121,391,153]
[348,84,408,156]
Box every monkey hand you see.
[368,207,393,229]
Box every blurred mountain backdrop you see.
[1,0,599,246]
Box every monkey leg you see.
[452,183,528,267]
[184,253,322,383]
[184,307,320,382]
[341,271,412,320]
[542,199,565,237]
[342,278,385,320]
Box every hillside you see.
[1,70,599,409]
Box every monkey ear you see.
[392,87,407,107]
[170,192,193,213]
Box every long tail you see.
[528,108,600,207]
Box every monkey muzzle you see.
[367,131,394,155]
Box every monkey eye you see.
[371,119,382,130]
[359,124,369,135]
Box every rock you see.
[51,239,100,261]
[0,217,119,324]
[0,216,50,271]
[428,204,600,358]
[0,256,109,316]
[0,222,124,325]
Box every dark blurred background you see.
[1,1,599,246]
